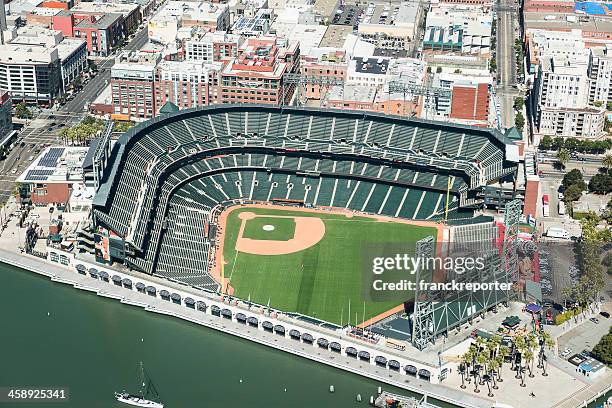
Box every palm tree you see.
[459,361,467,389]
[603,153,612,171]
[514,337,526,378]
[497,346,510,382]
[524,349,535,379]
[489,358,500,390]
[557,148,571,168]
[477,352,487,386]
[540,332,555,376]
[526,334,538,377]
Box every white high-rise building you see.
[589,44,612,106]
[533,52,605,139]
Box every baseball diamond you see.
[90,104,519,335]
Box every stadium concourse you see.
[90,104,519,301]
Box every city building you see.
[184,30,241,62]
[111,51,160,121]
[148,1,230,43]
[70,2,141,34]
[11,26,87,92]
[523,0,574,13]
[523,12,612,47]
[16,146,90,206]
[269,23,326,54]
[27,7,62,28]
[423,4,492,56]
[0,91,12,140]
[6,0,43,19]
[0,43,62,106]
[40,0,74,10]
[346,56,425,88]
[589,44,612,105]
[155,59,223,112]
[53,10,126,56]
[432,71,492,124]
[219,36,299,104]
[231,8,273,37]
[532,53,605,138]
[357,3,422,52]
[229,0,270,25]
[300,47,347,99]
[326,83,418,116]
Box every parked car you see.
[561,348,572,357]
[600,311,610,318]
[590,317,600,324]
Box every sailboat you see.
[115,362,164,408]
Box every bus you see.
[542,194,550,217]
[558,201,566,216]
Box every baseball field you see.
[219,206,439,325]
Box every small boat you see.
[115,362,164,408]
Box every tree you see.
[72,76,82,91]
[603,154,612,171]
[564,184,583,202]
[539,135,553,151]
[594,100,604,108]
[607,101,612,111]
[591,327,612,365]
[514,96,524,111]
[588,173,612,194]
[15,102,32,119]
[113,120,133,133]
[426,66,432,73]
[556,148,570,168]
[490,58,497,73]
[436,66,443,74]
[515,111,525,132]
[562,169,587,191]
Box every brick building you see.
[450,83,490,121]
[184,30,241,63]
[220,37,299,105]
[432,71,492,124]
[155,59,223,112]
[300,48,347,100]
[111,52,160,121]
[53,10,126,56]
[16,147,89,206]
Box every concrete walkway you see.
[0,248,494,408]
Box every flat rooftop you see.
[17,146,89,184]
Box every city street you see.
[0,112,83,204]
[495,0,518,129]
[59,27,149,113]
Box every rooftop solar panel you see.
[39,147,65,168]
[25,169,54,181]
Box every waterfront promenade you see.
[0,248,492,408]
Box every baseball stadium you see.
[88,104,520,349]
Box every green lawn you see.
[242,216,296,241]
[224,207,437,325]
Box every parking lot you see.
[558,312,612,357]
[537,241,578,304]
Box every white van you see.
[546,227,571,239]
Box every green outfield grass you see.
[242,216,296,241]
[223,207,437,325]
